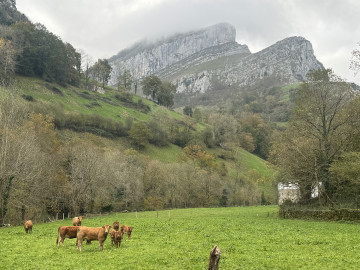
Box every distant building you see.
[278,182,300,205]
[278,182,322,205]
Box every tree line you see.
[0,92,269,225]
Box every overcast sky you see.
[16,0,360,84]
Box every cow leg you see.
[57,236,64,247]
[77,238,83,252]
[99,240,104,250]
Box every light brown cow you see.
[24,220,33,233]
[120,225,134,240]
[110,229,123,247]
[76,225,111,252]
[56,226,81,246]
[72,216,83,226]
[113,221,120,231]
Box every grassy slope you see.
[6,76,276,197]
[1,206,360,269]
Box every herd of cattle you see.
[23,216,134,252]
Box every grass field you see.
[1,206,360,269]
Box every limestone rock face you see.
[108,23,323,99]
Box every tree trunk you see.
[208,245,221,270]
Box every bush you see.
[22,94,35,102]
[148,120,169,147]
[279,207,360,222]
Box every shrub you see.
[279,207,360,222]
[21,94,35,102]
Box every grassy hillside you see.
[1,76,277,203]
[1,206,360,269]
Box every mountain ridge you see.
[108,23,323,105]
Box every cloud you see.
[16,0,360,84]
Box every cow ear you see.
[102,226,105,229]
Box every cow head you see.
[103,224,111,234]
[79,216,83,222]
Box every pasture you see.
[1,206,360,269]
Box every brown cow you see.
[113,221,119,231]
[24,220,33,233]
[120,225,134,240]
[57,226,81,246]
[76,225,111,252]
[110,229,123,247]
[72,216,83,226]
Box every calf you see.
[110,229,123,247]
[72,216,83,226]
[76,225,111,252]
[57,226,81,246]
[120,225,134,240]
[113,221,120,231]
[24,220,33,233]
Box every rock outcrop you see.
[108,23,323,101]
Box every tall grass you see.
[1,206,360,269]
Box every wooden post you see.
[208,245,221,270]
[62,213,65,220]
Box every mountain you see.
[109,23,323,106]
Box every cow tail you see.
[56,227,60,245]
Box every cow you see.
[24,220,33,233]
[76,225,111,252]
[57,226,81,246]
[110,229,123,248]
[72,216,83,226]
[113,221,120,231]
[120,225,134,240]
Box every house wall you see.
[278,188,300,205]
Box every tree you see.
[271,69,357,204]
[0,36,16,85]
[141,75,162,101]
[147,120,169,147]
[238,113,271,159]
[116,69,133,91]
[141,75,176,107]
[330,152,360,201]
[207,113,238,147]
[64,43,81,86]
[128,122,151,149]
[0,95,62,224]
[157,81,176,107]
[12,22,81,86]
[91,58,112,88]
[78,49,93,90]
[193,108,202,122]
[63,141,106,215]
[183,106,193,117]
[0,0,27,26]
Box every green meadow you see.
[1,206,360,269]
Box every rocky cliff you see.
[108,23,323,102]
